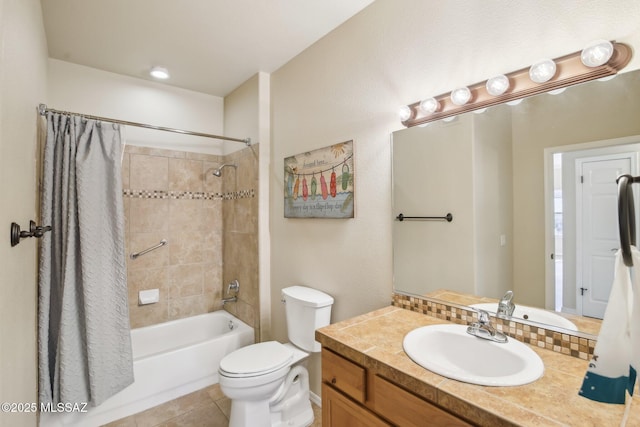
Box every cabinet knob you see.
[331,377,337,385]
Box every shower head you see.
[211,163,237,177]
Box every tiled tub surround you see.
[219,146,260,342]
[316,306,640,426]
[122,145,259,334]
[392,293,597,360]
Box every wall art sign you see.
[284,140,354,218]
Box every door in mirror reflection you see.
[550,148,639,319]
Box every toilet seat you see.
[220,341,293,378]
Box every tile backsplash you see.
[122,145,259,339]
[392,293,596,360]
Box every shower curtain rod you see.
[38,104,251,146]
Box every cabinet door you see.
[322,348,366,403]
[371,375,472,427]
[322,384,390,427]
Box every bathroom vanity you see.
[321,348,470,426]
[316,306,640,426]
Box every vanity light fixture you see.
[150,66,170,80]
[399,41,632,127]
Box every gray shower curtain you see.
[38,112,133,407]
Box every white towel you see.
[580,247,640,404]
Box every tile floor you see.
[103,384,322,427]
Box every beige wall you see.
[392,107,513,301]
[0,0,48,425]
[392,118,475,295]
[472,106,514,298]
[270,0,640,398]
[48,59,226,155]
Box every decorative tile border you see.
[123,188,255,201]
[392,293,596,360]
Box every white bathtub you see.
[40,310,254,427]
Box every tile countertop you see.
[315,306,640,427]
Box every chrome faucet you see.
[222,279,240,306]
[467,310,508,343]
[497,290,515,318]
[221,296,237,306]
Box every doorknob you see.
[580,287,589,296]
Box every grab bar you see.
[617,175,640,267]
[130,239,167,260]
[396,213,453,222]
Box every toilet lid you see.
[219,341,293,377]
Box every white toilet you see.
[218,285,334,427]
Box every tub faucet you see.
[497,290,515,318]
[222,296,237,306]
[222,279,240,306]
[467,310,508,343]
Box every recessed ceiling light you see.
[150,66,170,80]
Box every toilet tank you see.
[282,286,334,353]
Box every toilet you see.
[218,285,334,427]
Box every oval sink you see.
[470,303,578,331]
[403,324,544,386]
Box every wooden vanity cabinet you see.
[321,348,472,427]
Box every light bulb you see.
[486,75,510,96]
[398,105,412,122]
[529,59,556,83]
[581,40,614,67]
[150,66,170,79]
[548,88,566,95]
[450,87,471,105]
[473,108,487,114]
[506,99,523,106]
[419,98,439,114]
[598,75,616,82]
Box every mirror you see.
[392,69,640,337]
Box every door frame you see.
[543,135,640,314]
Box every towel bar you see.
[617,174,640,267]
[396,213,453,222]
[10,220,52,247]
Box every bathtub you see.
[40,310,254,427]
